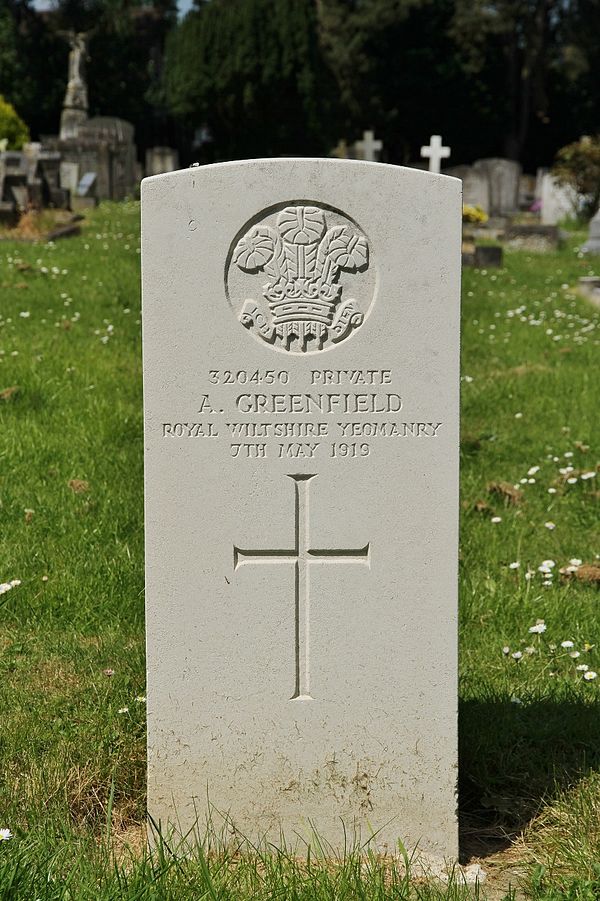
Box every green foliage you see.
[0,3,65,140]
[164,0,338,159]
[0,93,29,148]
[552,135,600,220]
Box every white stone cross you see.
[234,474,370,701]
[420,134,450,174]
[356,129,383,162]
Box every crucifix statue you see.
[59,31,90,140]
[67,31,88,84]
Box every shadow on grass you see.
[458,696,600,861]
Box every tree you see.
[0,94,30,148]
[0,1,65,139]
[318,0,500,165]
[164,0,339,160]
[47,0,178,149]
[450,0,574,163]
[553,135,600,219]
[0,0,177,148]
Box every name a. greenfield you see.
[198,393,403,414]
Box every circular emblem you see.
[225,202,375,354]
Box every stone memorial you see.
[60,161,80,195]
[540,173,577,225]
[445,165,490,213]
[582,208,600,254]
[420,135,450,174]
[146,146,180,176]
[472,158,521,216]
[354,130,383,162]
[142,159,461,860]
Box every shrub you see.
[552,135,600,220]
[0,95,30,150]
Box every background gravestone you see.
[473,158,521,216]
[142,159,461,860]
[445,165,490,212]
[541,173,577,225]
[60,161,80,196]
[146,146,179,176]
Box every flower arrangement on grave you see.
[232,205,368,351]
[462,204,488,224]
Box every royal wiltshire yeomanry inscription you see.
[142,159,461,862]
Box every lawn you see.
[0,203,598,899]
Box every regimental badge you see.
[226,204,373,354]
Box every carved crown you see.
[232,205,368,347]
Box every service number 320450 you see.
[209,370,289,385]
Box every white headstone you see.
[420,135,450,174]
[541,173,577,225]
[142,159,461,861]
[582,208,600,254]
[355,130,382,162]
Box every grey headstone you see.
[60,161,80,194]
[445,166,490,213]
[10,184,28,211]
[145,147,179,177]
[473,158,521,215]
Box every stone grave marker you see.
[146,146,179,176]
[472,158,521,216]
[541,173,577,225]
[420,135,450,174]
[60,161,80,195]
[142,159,461,860]
[582,209,600,254]
[445,165,490,213]
[354,130,382,162]
[72,172,98,211]
[10,183,28,212]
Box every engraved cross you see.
[234,474,370,700]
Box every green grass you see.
[0,203,599,898]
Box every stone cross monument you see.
[355,130,383,162]
[420,135,450,174]
[60,32,89,140]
